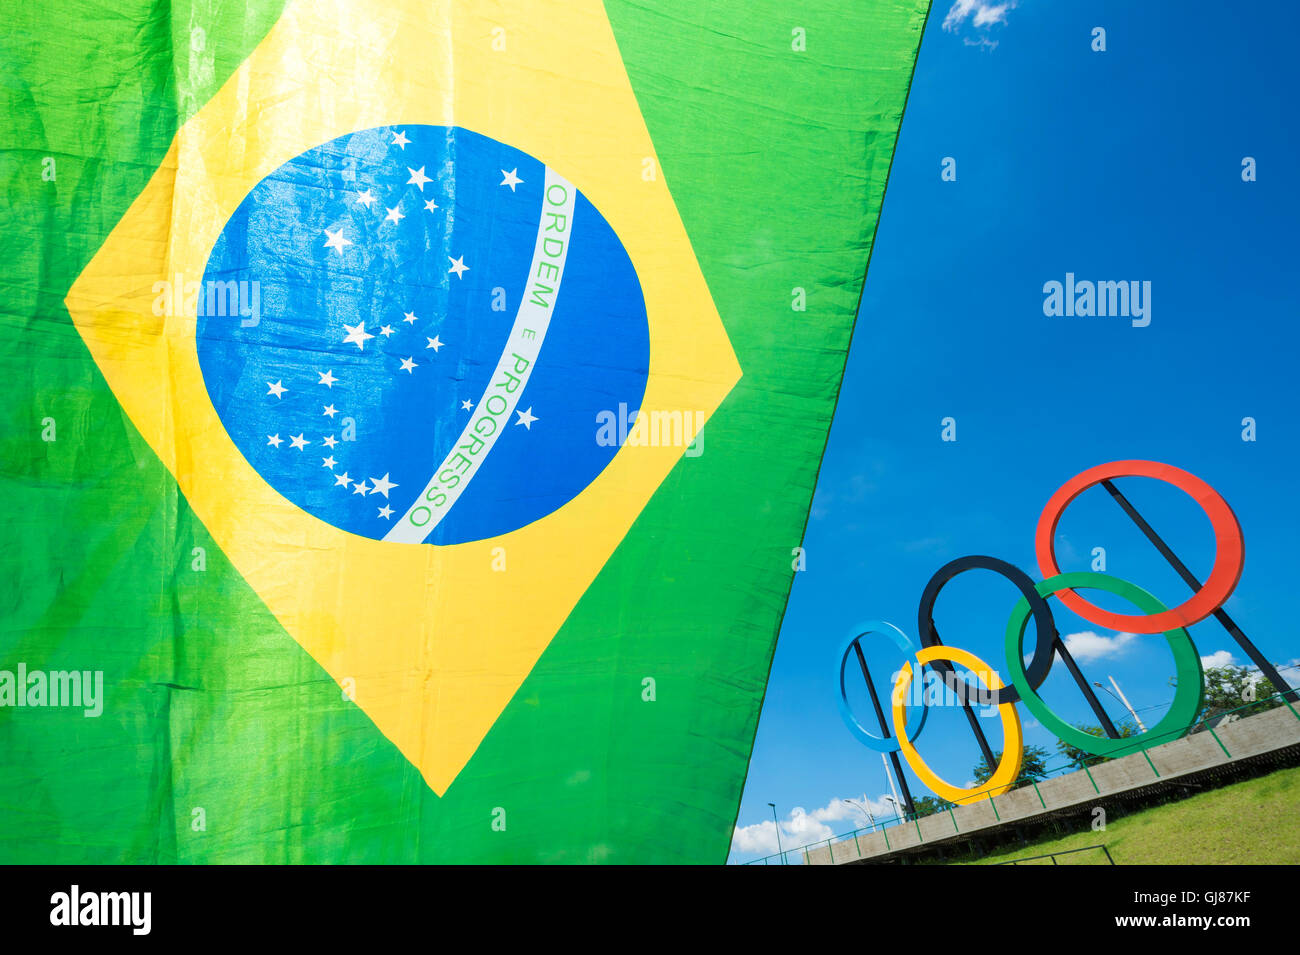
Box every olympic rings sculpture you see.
[837,460,1250,807]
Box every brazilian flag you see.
[0,0,927,862]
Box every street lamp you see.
[1093,676,1148,732]
[841,796,875,831]
[882,794,903,822]
[768,802,786,865]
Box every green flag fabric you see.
[0,0,928,863]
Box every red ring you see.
[1035,460,1244,634]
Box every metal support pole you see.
[927,624,998,771]
[1101,478,1296,702]
[1054,636,1122,737]
[852,641,918,818]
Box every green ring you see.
[1003,572,1204,757]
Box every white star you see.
[461,399,474,411]
[322,455,337,469]
[426,335,443,351]
[385,205,405,225]
[323,227,351,254]
[377,505,394,520]
[391,130,410,149]
[448,255,469,279]
[323,435,338,449]
[342,321,374,350]
[369,473,398,498]
[322,404,338,418]
[407,166,431,190]
[335,471,352,488]
[353,480,370,496]
[403,311,418,324]
[317,369,338,388]
[290,433,310,450]
[267,380,288,399]
[500,168,523,191]
[515,407,538,430]
[400,356,418,373]
[379,324,395,337]
[355,189,377,208]
[423,198,439,213]
[267,434,282,448]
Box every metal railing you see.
[997,843,1114,865]
[737,689,1299,865]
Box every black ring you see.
[916,555,1057,706]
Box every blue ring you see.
[836,620,929,753]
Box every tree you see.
[1054,722,1137,769]
[1170,664,1285,726]
[909,795,954,819]
[971,744,1050,789]
[1200,665,1282,721]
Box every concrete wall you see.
[1216,704,1300,758]
[1148,731,1229,777]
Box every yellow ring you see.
[891,645,1023,805]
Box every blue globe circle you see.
[198,125,649,544]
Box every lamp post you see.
[841,796,875,831]
[882,794,903,822]
[881,752,907,819]
[1093,677,1147,732]
[768,802,786,865]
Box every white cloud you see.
[1062,630,1137,664]
[1200,650,1237,669]
[731,795,895,858]
[942,1,1017,49]
[974,2,1014,27]
[731,820,785,856]
[944,0,1016,30]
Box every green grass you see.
[959,765,1300,865]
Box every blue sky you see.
[731,0,1300,862]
